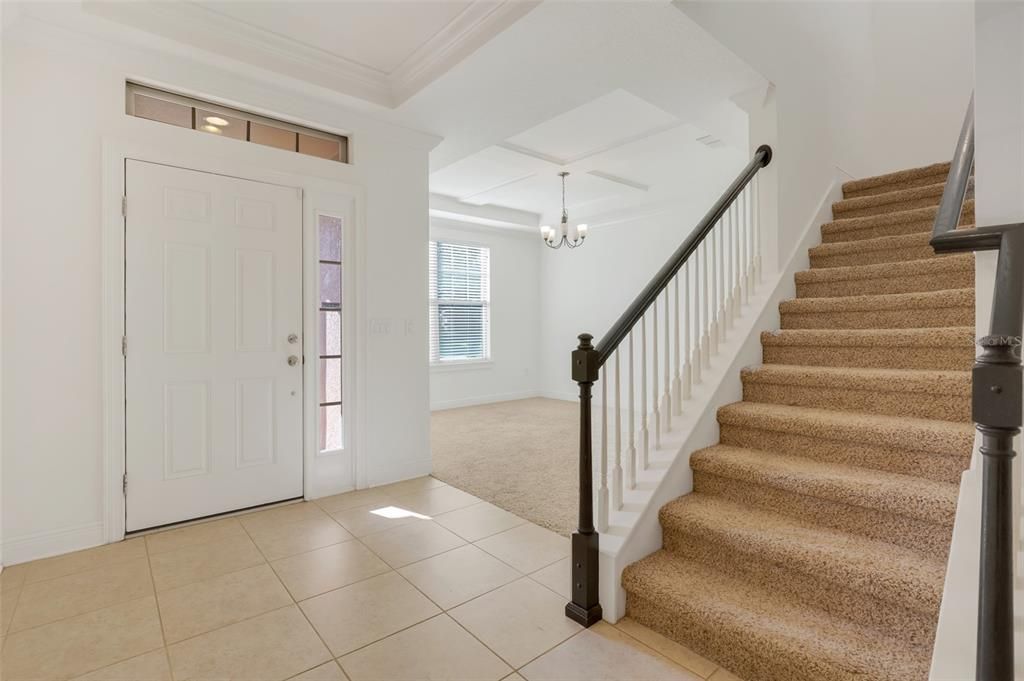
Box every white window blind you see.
[429,241,490,363]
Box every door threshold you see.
[126,496,305,538]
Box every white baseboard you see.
[538,390,576,403]
[430,390,541,411]
[3,521,106,567]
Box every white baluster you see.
[682,262,693,399]
[627,330,637,489]
[700,240,711,369]
[731,202,741,322]
[754,174,762,284]
[717,223,727,344]
[598,364,609,533]
[613,350,623,510]
[662,288,672,431]
[672,275,683,415]
[652,302,661,450]
[742,187,751,305]
[691,253,703,385]
[709,225,719,356]
[640,314,649,470]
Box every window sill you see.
[430,359,494,372]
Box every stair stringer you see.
[597,170,849,621]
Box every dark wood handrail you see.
[594,144,773,367]
[931,94,975,243]
[564,143,773,629]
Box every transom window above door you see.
[126,83,349,163]
[428,241,491,364]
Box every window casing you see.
[429,241,490,364]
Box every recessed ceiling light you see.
[199,124,222,134]
[204,116,229,126]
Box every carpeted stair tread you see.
[740,363,970,421]
[794,254,974,298]
[820,200,974,243]
[760,327,975,370]
[779,288,974,329]
[841,162,950,199]
[658,494,945,614]
[832,182,946,219]
[794,250,970,284]
[622,551,931,681]
[809,231,938,268]
[716,401,973,457]
[690,444,959,526]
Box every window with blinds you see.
[429,241,491,364]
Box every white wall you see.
[1,8,437,563]
[677,1,975,268]
[429,219,542,410]
[538,148,747,400]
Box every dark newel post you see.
[976,232,1023,681]
[974,339,1020,681]
[566,333,603,627]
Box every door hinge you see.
[121,336,127,357]
[121,196,127,217]
[122,472,127,496]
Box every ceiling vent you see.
[696,134,725,149]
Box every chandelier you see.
[540,172,588,249]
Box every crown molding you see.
[83,0,537,109]
[391,1,541,104]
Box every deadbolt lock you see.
[287,334,299,344]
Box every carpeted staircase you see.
[621,162,975,681]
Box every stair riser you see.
[843,174,950,200]
[780,304,973,330]
[834,196,941,219]
[742,380,970,422]
[625,593,825,681]
[795,268,973,298]
[761,344,974,371]
[810,244,935,268]
[662,529,939,645]
[821,205,974,244]
[694,472,953,557]
[719,424,966,484]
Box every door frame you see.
[101,133,366,542]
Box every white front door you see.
[124,160,304,531]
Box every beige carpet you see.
[430,398,578,536]
[622,161,975,681]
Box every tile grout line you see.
[143,537,177,681]
[237,512,341,681]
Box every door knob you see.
[288,334,299,344]
[287,355,299,366]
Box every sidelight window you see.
[318,214,344,452]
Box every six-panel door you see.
[124,160,303,531]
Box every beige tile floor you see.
[0,476,744,681]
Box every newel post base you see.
[566,531,602,627]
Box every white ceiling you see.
[197,1,478,74]
[394,3,766,228]
[84,0,537,106]
[81,0,768,229]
